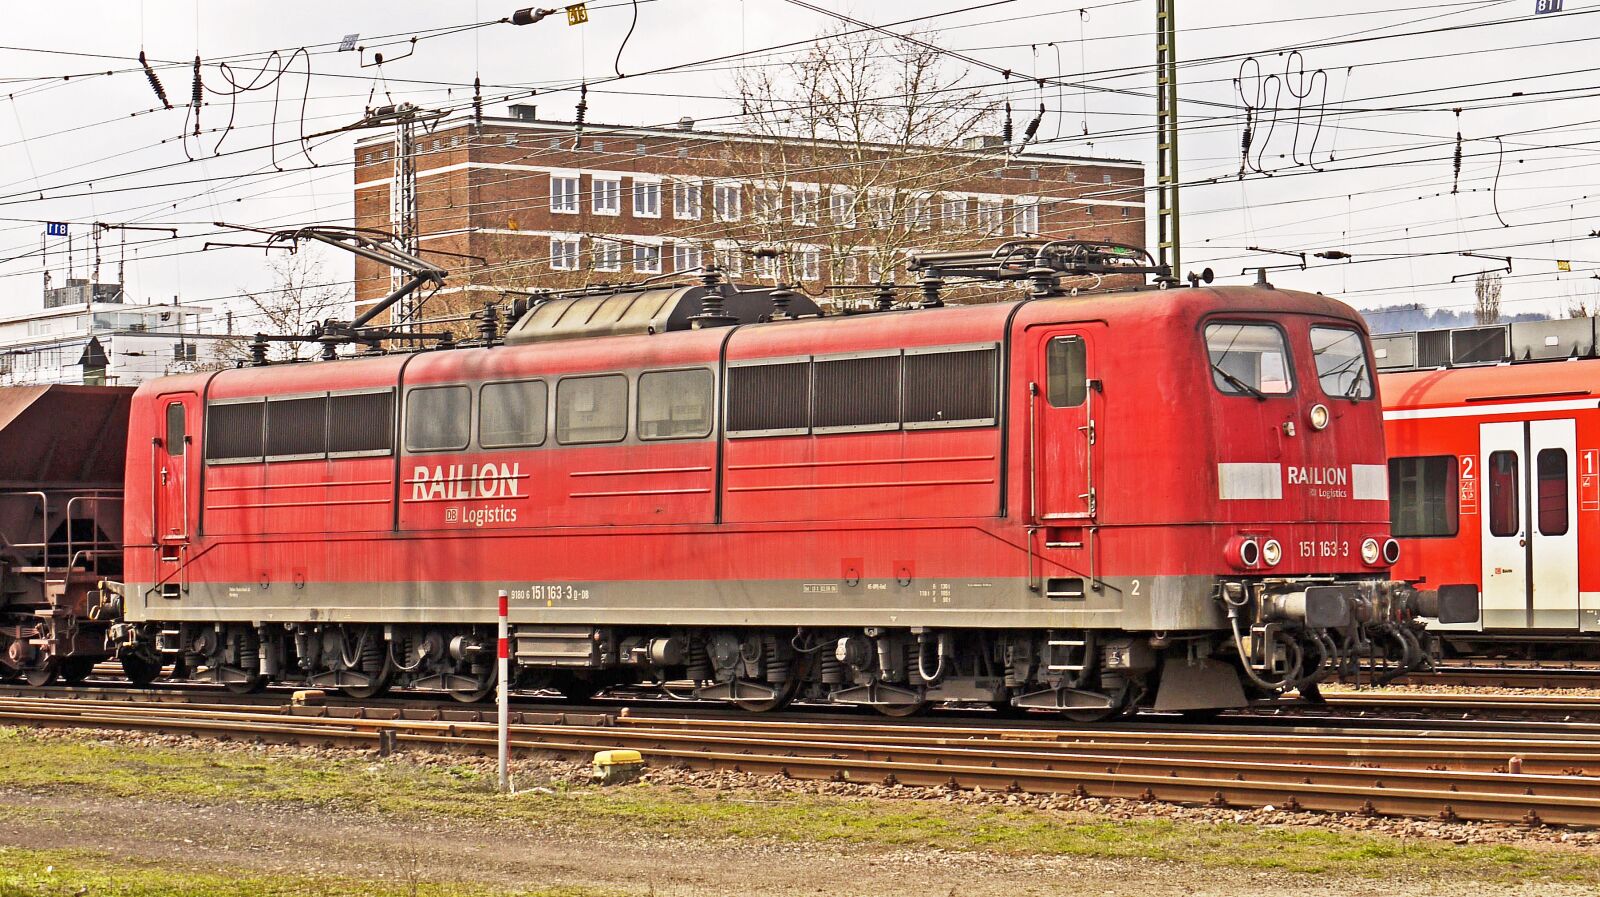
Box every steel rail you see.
[2,695,1598,826]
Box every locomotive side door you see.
[1479,418,1579,629]
[1031,328,1099,521]
[154,396,195,544]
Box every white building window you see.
[551,175,580,214]
[830,254,856,283]
[715,246,744,275]
[593,177,621,216]
[871,193,895,228]
[550,236,580,271]
[1014,200,1040,236]
[942,196,967,229]
[792,186,820,225]
[864,252,886,284]
[912,195,933,231]
[633,242,662,273]
[754,252,778,279]
[976,200,1004,234]
[798,247,821,281]
[713,183,742,221]
[594,239,622,272]
[632,180,661,218]
[829,189,856,227]
[673,179,701,219]
[673,242,702,272]
[753,187,783,222]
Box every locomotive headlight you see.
[1361,537,1381,565]
[1261,539,1282,567]
[1382,538,1401,565]
[1308,403,1330,431]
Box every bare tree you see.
[1473,271,1503,325]
[218,252,350,364]
[709,27,1002,295]
[1566,283,1598,319]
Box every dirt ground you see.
[0,787,1591,897]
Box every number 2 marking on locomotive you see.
[1130,579,1141,596]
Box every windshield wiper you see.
[1211,362,1267,400]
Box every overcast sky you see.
[0,0,1590,331]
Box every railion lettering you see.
[411,462,523,501]
[1285,465,1348,487]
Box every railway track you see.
[1403,665,1600,691]
[2,688,1599,827]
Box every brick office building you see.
[352,108,1146,321]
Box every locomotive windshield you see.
[1205,323,1292,397]
[1310,326,1373,399]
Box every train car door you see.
[1480,418,1578,629]
[1031,328,1100,521]
[155,395,195,544]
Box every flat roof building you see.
[352,111,1146,322]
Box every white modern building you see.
[0,288,226,387]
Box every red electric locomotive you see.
[105,241,1469,716]
[1378,318,1600,655]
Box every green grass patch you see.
[0,727,1596,884]
[0,847,614,897]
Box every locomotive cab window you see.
[638,369,713,440]
[1045,337,1086,407]
[556,374,628,444]
[1205,323,1293,397]
[405,386,471,453]
[164,403,186,455]
[480,380,548,448]
[1388,455,1458,537]
[1310,326,1373,399]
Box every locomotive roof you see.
[146,283,1364,399]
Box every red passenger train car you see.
[107,242,1464,715]
[1379,318,1600,653]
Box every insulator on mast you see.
[139,51,171,109]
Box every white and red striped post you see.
[496,588,510,793]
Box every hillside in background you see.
[1359,303,1552,334]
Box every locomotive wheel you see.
[223,675,268,695]
[448,668,496,703]
[339,671,393,700]
[121,653,163,688]
[873,700,928,718]
[23,661,58,687]
[60,657,97,685]
[338,656,395,700]
[732,677,798,713]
